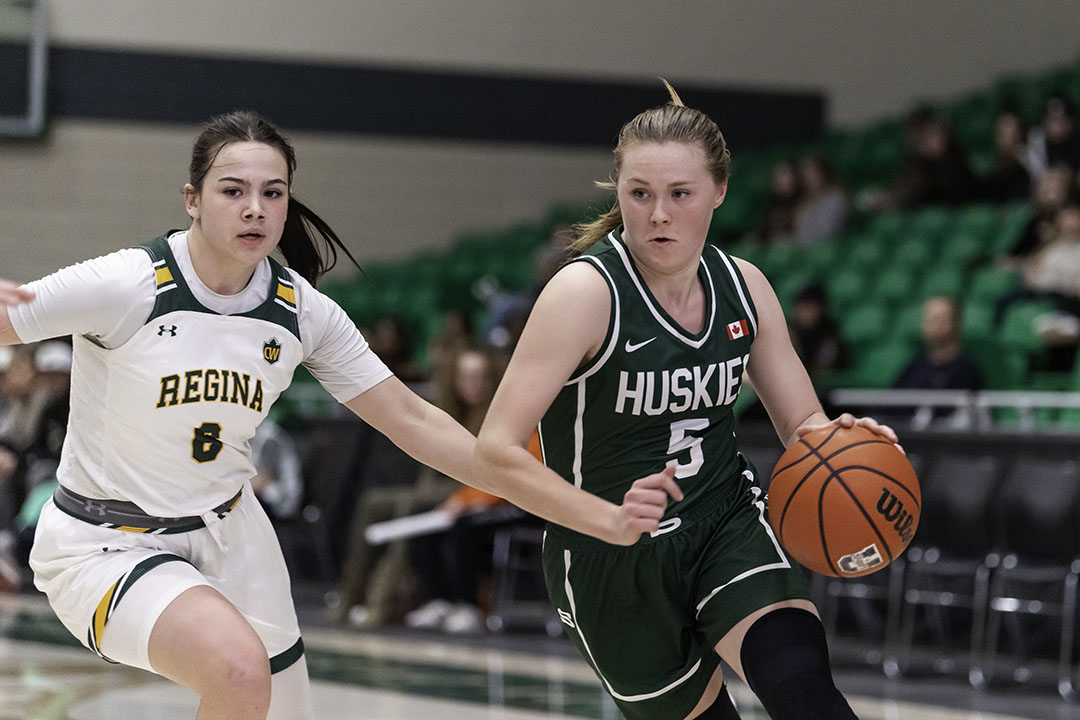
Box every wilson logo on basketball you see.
[876,488,916,544]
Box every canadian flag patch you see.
[726,319,748,340]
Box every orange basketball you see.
[766,425,920,578]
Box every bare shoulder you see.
[518,258,611,364]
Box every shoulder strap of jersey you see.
[134,232,213,324]
[707,244,759,340]
[564,236,620,383]
[236,257,301,341]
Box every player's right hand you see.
[0,279,34,307]
[610,465,683,545]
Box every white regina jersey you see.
[9,232,391,517]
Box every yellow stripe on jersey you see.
[113,525,152,533]
[155,266,174,287]
[275,282,296,306]
[92,580,121,650]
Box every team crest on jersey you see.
[263,337,282,365]
[726,319,748,340]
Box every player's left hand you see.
[795,413,902,451]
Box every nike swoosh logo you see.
[624,337,656,353]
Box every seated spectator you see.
[402,347,510,634]
[1003,164,1074,262]
[749,160,802,244]
[868,109,980,210]
[981,109,1037,204]
[788,284,848,383]
[327,346,499,629]
[368,315,426,383]
[893,296,983,428]
[792,153,850,245]
[1030,93,1080,175]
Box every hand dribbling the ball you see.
[610,465,683,546]
[795,412,903,453]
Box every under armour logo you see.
[83,500,108,517]
[158,325,178,336]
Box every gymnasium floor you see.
[4,586,1080,719]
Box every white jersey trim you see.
[564,254,620,386]
[609,232,716,349]
[712,246,758,338]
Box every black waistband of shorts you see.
[53,484,244,534]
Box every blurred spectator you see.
[426,308,476,379]
[249,417,304,522]
[404,347,511,635]
[750,161,802,244]
[868,109,980,210]
[792,153,850,245]
[788,284,848,383]
[0,340,73,590]
[1003,165,1075,262]
[368,315,425,383]
[328,346,501,629]
[892,296,983,428]
[483,224,573,352]
[1030,93,1080,175]
[981,109,1037,204]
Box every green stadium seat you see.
[892,301,924,346]
[909,206,953,239]
[968,341,1026,390]
[871,266,916,308]
[939,229,988,269]
[850,342,916,389]
[825,269,867,316]
[840,304,892,349]
[891,232,935,269]
[919,264,966,299]
[843,234,891,271]
[998,299,1055,355]
[991,202,1032,255]
[960,301,995,344]
[966,267,1020,303]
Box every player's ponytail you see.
[572,79,730,253]
[189,110,360,285]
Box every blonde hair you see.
[572,79,731,252]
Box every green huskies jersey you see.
[539,230,758,530]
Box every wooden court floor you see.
[3,591,1080,719]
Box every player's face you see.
[184,141,289,292]
[617,141,726,274]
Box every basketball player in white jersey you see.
[0,110,693,720]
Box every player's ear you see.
[184,183,200,220]
[713,180,728,209]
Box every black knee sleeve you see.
[739,608,857,720]
[694,683,741,719]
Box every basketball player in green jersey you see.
[475,84,899,719]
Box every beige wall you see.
[1,120,611,282]
[3,2,1080,280]
[48,0,1080,127]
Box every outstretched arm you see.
[0,279,34,345]
[475,262,683,546]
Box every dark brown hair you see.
[189,110,359,284]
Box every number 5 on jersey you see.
[666,418,708,479]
